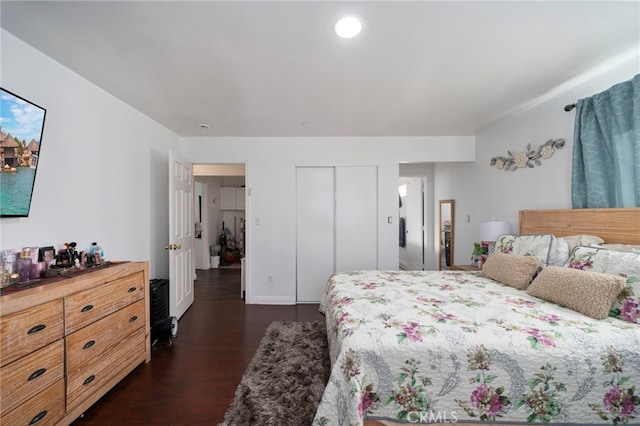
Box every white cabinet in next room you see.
[220,187,245,210]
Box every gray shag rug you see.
[220,320,330,426]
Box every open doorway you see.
[193,163,247,298]
[399,163,435,271]
[399,177,423,270]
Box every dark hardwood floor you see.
[72,267,324,425]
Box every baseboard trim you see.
[245,295,296,305]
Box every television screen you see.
[0,88,47,217]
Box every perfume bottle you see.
[16,249,33,283]
[89,242,104,265]
[1,249,16,274]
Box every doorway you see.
[399,177,424,270]
[399,163,435,271]
[193,163,247,299]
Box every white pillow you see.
[599,244,640,253]
[549,237,570,266]
[560,235,605,253]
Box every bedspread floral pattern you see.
[314,270,640,425]
[515,363,566,422]
[456,345,511,421]
[589,347,640,423]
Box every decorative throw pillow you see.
[565,246,640,323]
[481,252,541,290]
[495,234,554,266]
[527,266,626,320]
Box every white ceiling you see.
[1,1,638,137]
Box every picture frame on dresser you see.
[38,246,54,263]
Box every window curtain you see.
[571,74,640,208]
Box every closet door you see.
[296,167,335,303]
[335,166,378,272]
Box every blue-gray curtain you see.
[572,74,640,208]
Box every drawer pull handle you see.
[83,375,96,386]
[128,286,137,293]
[27,324,46,334]
[28,368,47,381]
[83,340,96,350]
[29,410,48,425]
[81,305,94,313]
[129,315,138,322]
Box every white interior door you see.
[405,178,424,270]
[335,166,378,272]
[168,150,194,319]
[296,167,335,303]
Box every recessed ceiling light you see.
[198,124,210,133]
[334,16,362,39]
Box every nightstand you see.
[452,264,480,271]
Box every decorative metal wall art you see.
[490,138,565,171]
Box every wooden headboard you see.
[519,208,640,245]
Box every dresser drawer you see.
[66,299,145,374]
[65,271,144,334]
[0,299,64,367]
[0,340,64,416]
[0,378,65,426]
[67,327,146,411]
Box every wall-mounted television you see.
[0,88,47,217]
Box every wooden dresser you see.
[0,261,150,426]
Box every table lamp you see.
[479,219,511,255]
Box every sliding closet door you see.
[296,167,335,303]
[335,166,378,272]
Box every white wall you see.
[182,137,475,303]
[435,57,639,267]
[0,30,181,279]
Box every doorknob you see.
[164,244,182,250]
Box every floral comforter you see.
[314,270,640,425]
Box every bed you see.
[314,208,640,426]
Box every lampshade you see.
[479,220,511,242]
